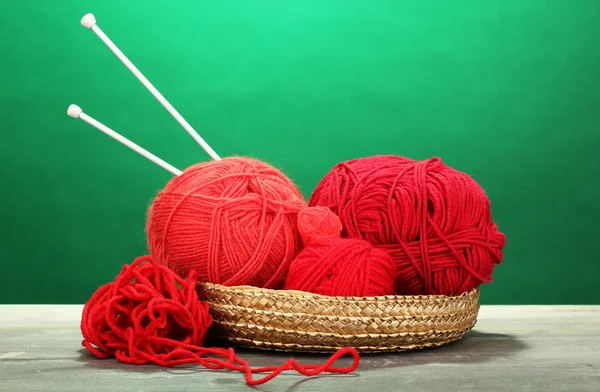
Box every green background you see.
[1,1,598,304]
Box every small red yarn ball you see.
[297,206,343,245]
[309,155,506,296]
[147,157,306,288]
[285,237,397,297]
[81,256,213,363]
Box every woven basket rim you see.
[198,282,479,302]
[209,303,477,321]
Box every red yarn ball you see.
[309,155,506,296]
[81,255,213,363]
[297,206,343,245]
[147,157,306,288]
[285,237,397,297]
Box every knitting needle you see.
[67,104,183,176]
[79,13,221,162]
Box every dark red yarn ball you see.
[309,155,506,296]
[285,237,397,297]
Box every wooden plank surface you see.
[0,306,599,391]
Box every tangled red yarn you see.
[285,237,397,297]
[297,206,343,245]
[81,256,359,386]
[309,155,506,296]
[146,157,307,288]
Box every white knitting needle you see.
[80,13,221,162]
[67,104,183,176]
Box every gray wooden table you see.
[0,305,598,391]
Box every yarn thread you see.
[297,206,343,245]
[309,155,506,296]
[81,255,360,386]
[147,157,307,288]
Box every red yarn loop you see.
[81,256,359,386]
[285,237,397,297]
[147,157,307,288]
[309,155,506,296]
[297,206,343,245]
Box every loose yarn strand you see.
[81,256,359,386]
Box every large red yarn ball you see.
[285,237,396,297]
[309,155,506,296]
[147,157,307,288]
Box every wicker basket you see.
[197,283,480,353]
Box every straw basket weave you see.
[197,283,480,353]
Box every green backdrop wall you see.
[1,0,599,304]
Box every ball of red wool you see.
[297,206,343,245]
[309,155,506,296]
[147,157,307,288]
[81,256,213,363]
[285,237,397,297]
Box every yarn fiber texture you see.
[285,237,397,297]
[309,155,506,296]
[297,206,343,245]
[81,256,212,363]
[81,255,360,386]
[147,157,307,288]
